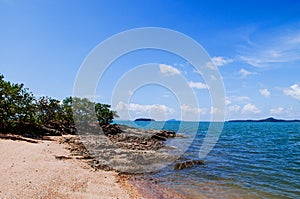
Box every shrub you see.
[0,74,36,131]
[0,73,118,134]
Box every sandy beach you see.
[0,134,139,199]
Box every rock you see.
[159,130,176,138]
[101,124,122,136]
[151,130,176,141]
[174,160,204,170]
[61,124,181,173]
[102,124,177,151]
[151,134,167,141]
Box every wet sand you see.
[128,175,188,199]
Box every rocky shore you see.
[59,123,180,173]
[58,123,205,173]
[1,123,205,198]
[58,123,200,198]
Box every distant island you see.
[134,118,155,122]
[228,117,300,123]
[167,119,180,122]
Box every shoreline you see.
[0,124,196,199]
[0,134,140,198]
[128,175,188,199]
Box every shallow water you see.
[115,121,300,198]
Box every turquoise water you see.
[115,121,300,198]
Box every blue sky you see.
[1,0,300,121]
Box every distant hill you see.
[228,117,300,123]
[134,118,155,122]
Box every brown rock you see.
[174,160,204,170]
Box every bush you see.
[0,74,36,131]
[95,103,118,125]
[0,73,118,134]
[36,96,63,124]
[71,97,118,126]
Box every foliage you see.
[36,96,63,124]
[0,73,118,133]
[72,97,98,124]
[61,96,74,125]
[0,74,36,130]
[71,97,118,126]
[95,103,118,125]
[36,96,75,126]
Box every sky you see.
[1,0,300,121]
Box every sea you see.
[115,120,300,199]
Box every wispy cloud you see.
[159,64,180,76]
[188,81,208,89]
[259,89,270,98]
[238,29,300,67]
[239,68,256,78]
[284,84,300,101]
[212,56,233,66]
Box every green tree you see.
[0,73,118,134]
[71,97,98,124]
[0,74,36,131]
[61,96,74,125]
[70,97,118,125]
[95,103,118,125]
[36,96,63,124]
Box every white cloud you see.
[225,99,231,105]
[159,64,180,76]
[128,90,133,96]
[259,89,270,98]
[206,62,217,70]
[115,101,174,114]
[188,81,208,89]
[270,107,285,115]
[212,56,233,66]
[180,104,207,115]
[238,29,300,67]
[239,68,256,78]
[284,84,300,101]
[242,103,261,114]
[227,95,250,103]
[210,107,219,114]
[227,105,241,113]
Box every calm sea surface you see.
[115,121,300,198]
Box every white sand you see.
[0,135,139,199]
